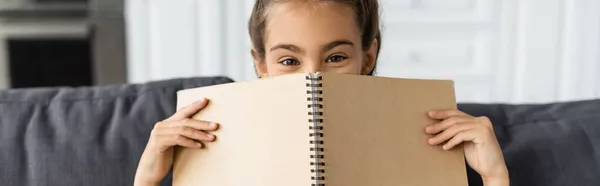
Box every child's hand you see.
[134,98,219,186]
[425,109,509,186]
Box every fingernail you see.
[443,145,449,150]
[425,126,432,133]
[428,138,435,144]
[207,134,215,139]
[210,122,217,127]
[196,142,203,147]
[428,111,435,116]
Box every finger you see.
[170,135,204,148]
[425,116,472,134]
[442,130,479,150]
[428,109,469,120]
[160,126,216,142]
[152,135,202,152]
[428,122,477,145]
[178,118,219,131]
[165,98,209,121]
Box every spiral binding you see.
[306,74,325,186]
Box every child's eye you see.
[326,55,347,63]
[278,58,300,66]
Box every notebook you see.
[173,72,468,186]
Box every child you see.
[134,0,510,186]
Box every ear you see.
[361,39,378,75]
[252,49,268,78]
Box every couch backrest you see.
[0,77,234,186]
[459,100,600,186]
[2,76,598,186]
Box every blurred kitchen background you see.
[0,0,598,104]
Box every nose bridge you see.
[303,57,322,73]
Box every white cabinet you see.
[126,0,256,83]
[126,0,600,104]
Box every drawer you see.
[388,39,474,66]
[380,0,492,23]
[376,30,491,78]
[383,0,476,10]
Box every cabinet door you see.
[126,0,600,103]
[378,0,494,103]
[126,0,255,82]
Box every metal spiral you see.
[307,75,325,186]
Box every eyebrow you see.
[269,44,304,53]
[269,40,355,53]
[322,40,354,51]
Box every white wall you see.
[126,0,600,104]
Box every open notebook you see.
[174,72,467,186]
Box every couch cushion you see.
[0,77,233,186]
[459,99,600,186]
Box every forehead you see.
[264,2,361,48]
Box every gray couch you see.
[0,77,598,186]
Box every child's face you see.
[253,2,378,77]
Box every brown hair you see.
[248,0,382,75]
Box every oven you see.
[0,0,92,89]
[0,0,127,89]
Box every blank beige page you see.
[173,73,313,186]
[320,73,468,186]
